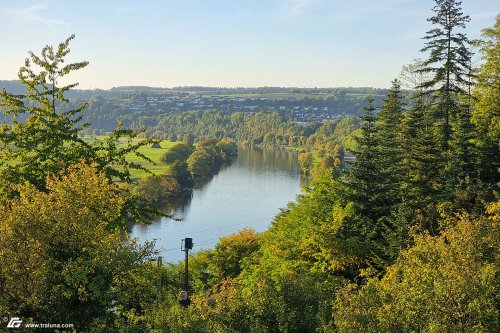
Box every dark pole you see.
[180,238,193,308]
[184,246,189,292]
[158,256,162,301]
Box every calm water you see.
[131,145,303,262]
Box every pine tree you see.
[445,101,478,209]
[348,96,384,220]
[400,100,441,233]
[375,79,405,210]
[417,0,472,149]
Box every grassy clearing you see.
[85,136,177,181]
[125,139,177,180]
[285,146,320,165]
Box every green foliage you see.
[400,99,442,231]
[335,211,499,333]
[211,229,260,279]
[183,133,195,145]
[161,142,194,164]
[375,80,405,206]
[188,148,218,178]
[298,151,313,174]
[168,133,178,142]
[0,163,156,332]
[417,0,472,147]
[347,96,385,220]
[187,138,238,178]
[215,138,238,163]
[472,14,500,187]
[169,160,194,189]
[134,174,182,205]
[0,36,153,194]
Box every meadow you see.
[86,136,177,181]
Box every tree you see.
[400,99,442,232]
[169,133,178,142]
[298,151,314,174]
[134,174,181,205]
[445,100,478,210]
[375,80,405,211]
[183,133,195,145]
[333,144,344,160]
[161,142,194,164]
[417,0,472,149]
[169,160,194,189]
[215,138,238,163]
[347,96,383,220]
[187,149,217,178]
[0,163,156,332]
[0,35,153,194]
[211,229,260,279]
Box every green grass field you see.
[125,139,177,180]
[285,146,320,165]
[86,136,177,181]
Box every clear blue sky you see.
[0,0,497,89]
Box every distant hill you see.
[1,80,395,97]
[0,81,409,132]
[0,80,26,95]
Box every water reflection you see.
[131,145,303,262]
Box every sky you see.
[0,0,498,89]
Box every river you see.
[131,145,303,262]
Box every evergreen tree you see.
[374,80,409,261]
[400,100,441,233]
[417,0,472,149]
[342,97,391,271]
[375,79,405,211]
[348,96,384,220]
[445,101,478,209]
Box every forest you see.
[0,0,499,332]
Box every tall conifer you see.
[417,0,472,149]
[375,80,405,211]
[348,96,383,220]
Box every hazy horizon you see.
[1,0,498,90]
[0,79,403,91]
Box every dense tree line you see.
[135,110,359,158]
[135,139,238,206]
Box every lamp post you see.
[179,238,193,307]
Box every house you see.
[344,153,356,163]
